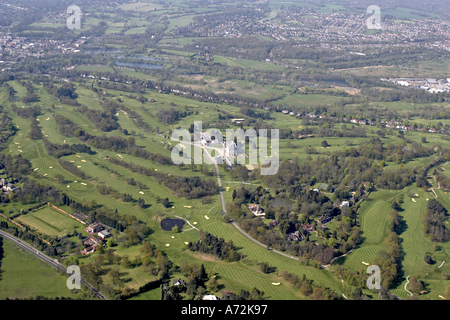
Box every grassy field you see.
[339,185,450,300]
[2,81,343,299]
[1,63,449,300]
[213,55,286,70]
[0,237,77,299]
[339,189,394,271]
[16,206,87,237]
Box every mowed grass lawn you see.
[340,186,450,299]
[16,206,86,237]
[339,189,394,271]
[0,238,77,299]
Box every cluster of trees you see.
[372,231,402,289]
[58,159,91,180]
[11,104,41,119]
[162,261,211,300]
[20,81,38,104]
[367,199,404,289]
[10,105,42,140]
[125,177,147,190]
[188,231,242,262]
[29,118,43,140]
[228,185,359,265]
[260,137,437,193]
[152,172,218,199]
[43,137,95,158]
[100,99,151,132]
[0,154,32,179]
[54,114,172,165]
[221,288,265,300]
[0,110,16,151]
[424,198,450,242]
[3,83,17,101]
[361,86,447,104]
[44,83,79,106]
[106,157,152,176]
[157,106,193,125]
[77,105,119,132]
[281,270,340,300]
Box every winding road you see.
[203,146,301,262]
[203,145,357,271]
[0,230,106,300]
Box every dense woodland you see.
[424,199,450,242]
[152,172,218,199]
[227,186,357,264]
[187,231,242,262]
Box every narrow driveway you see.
[203,146,300,262]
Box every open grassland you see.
[0,238,77,299]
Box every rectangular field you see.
[16,206,85,237]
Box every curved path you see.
[0,230,106,300]
[204,146,358,269]
[404,275,413,296]
[203,146,301,262]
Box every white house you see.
[340,201,349,208]
[98,229,111,240]
[202,295,219,300]
[248,204,265,216]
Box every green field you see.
[339,185,450,300]
[16,206,87,237]
[0,238,77,299]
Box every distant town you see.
[381,78,450,93]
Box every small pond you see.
[160,218,185,231]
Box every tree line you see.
[53,114,172,165]
[43,137,95,158]
[424,198,450,242]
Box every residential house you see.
[4,183,18,192]
[98,229,111,240]
[81,246,95,255]
[202,295,219,300]
[269,219,279,228]
[0,179,19,192]
[248,204,265,216]
[86,222,103,234]
[301,223,315,233]
[288,230,303,242]
[318,215,333,225]
[340,201,349,208]
[83,236,99,247]
[173,279,187,287]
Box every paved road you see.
[0,230,106,300]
